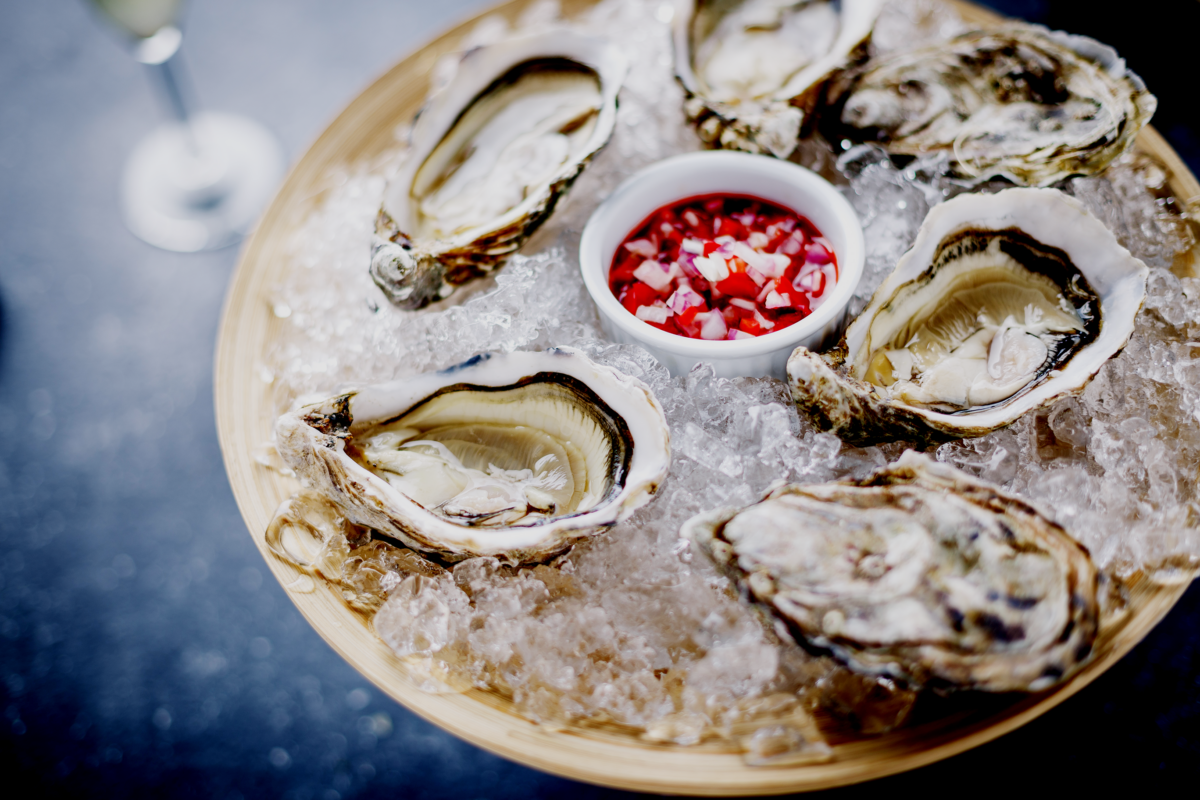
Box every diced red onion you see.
[635,304,672,324]
[666,286,705,314]
[694,254,730,283]
[633,259,674,292]
[793,263,820,292]
[765,253,790,276]
[695,309,728,340]
[808,264,838,310]
[756,281,775,304]
[779,231,806,255]
[806,240,833,265]
[624,239,657,258]
[746,231,769,249]
[677,253,700,278]
[609,195,837,342]
[764,289,788,309]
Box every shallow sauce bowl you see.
[579,150,865,379]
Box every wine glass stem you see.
[149,56,200,153]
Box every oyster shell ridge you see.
[821,23,1157,186]
[788,187,1149,443]
[275,347,671,565]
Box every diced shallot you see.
[806,240,833,265]
[764,252,790,276]
[624,239,657,258]
[635,304,672,324]
[793,263,821,292]
[693,254,730,283]
[667,286,705,314]
[679,252,701,278]
[633,260,675,292]
[745,265,768,287]
[731,241,765,270]
[779,230,806,255]
[808,264,839,310]
[608,194,837,341]
[694,309,728,340]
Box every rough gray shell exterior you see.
[683,451,1101,692]
[823,24,1156,186]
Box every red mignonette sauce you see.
[608,194,839,340]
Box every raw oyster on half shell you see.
[683,451,1100,692]
[371,33,626,308]
[788,187,1148,444]
[674,0,883,158]
[274,348,670,565]
[824,25,1156,186]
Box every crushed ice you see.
[263,0,1199,746]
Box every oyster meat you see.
[789,187,1148,443]
[824,25,1156,186]
[674,0,883,158]
[683,451,1100,692]
[274,348,670,564]
[371,33,626,308]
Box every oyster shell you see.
[674,0,883,158]
[683,451,1100,692]
[371,33,626,308]
[274,348,670,564]
[788,187,1148,444]
[823,25,1156,186]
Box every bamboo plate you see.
[215,0,1200,793]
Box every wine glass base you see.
[121,112,285,252]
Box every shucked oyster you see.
[824,25,1156,186]
[371,33,626,308]
[788,188,1148,444]
[684,451,1100,692]
[674,0,883,158]
[274,348,670,564]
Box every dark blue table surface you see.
[2,1,1197,797]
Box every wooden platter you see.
[214,0,1200,793]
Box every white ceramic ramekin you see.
[579,151,864,379]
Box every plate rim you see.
[214,0,1199,793]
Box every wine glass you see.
[89,0,286,252]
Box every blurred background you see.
[0,1,1196,797]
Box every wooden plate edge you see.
[213,0,1200,793]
